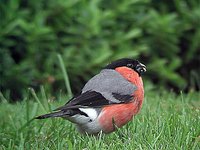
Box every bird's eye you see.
[127,63,133,68]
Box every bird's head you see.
[104,58,146,76]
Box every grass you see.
[0,56,199,149]
[0,90,199,150]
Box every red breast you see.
[116,66,144,109]
[98,67,144,133]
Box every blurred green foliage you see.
[0,0,200,100]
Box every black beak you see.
[136,63,146,75]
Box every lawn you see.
[0,89,199,150]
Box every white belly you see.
[65,108,103,134]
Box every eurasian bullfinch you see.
[36,58,146,134]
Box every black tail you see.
[35,111,65,119]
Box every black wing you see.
[55,91,133,111]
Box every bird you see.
[36,58,146,135]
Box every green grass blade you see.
[0,92,8,103]
[57,54,72,98]
[30,88,47,113]
[40,86,51,112]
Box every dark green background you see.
[0,0,199,101]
